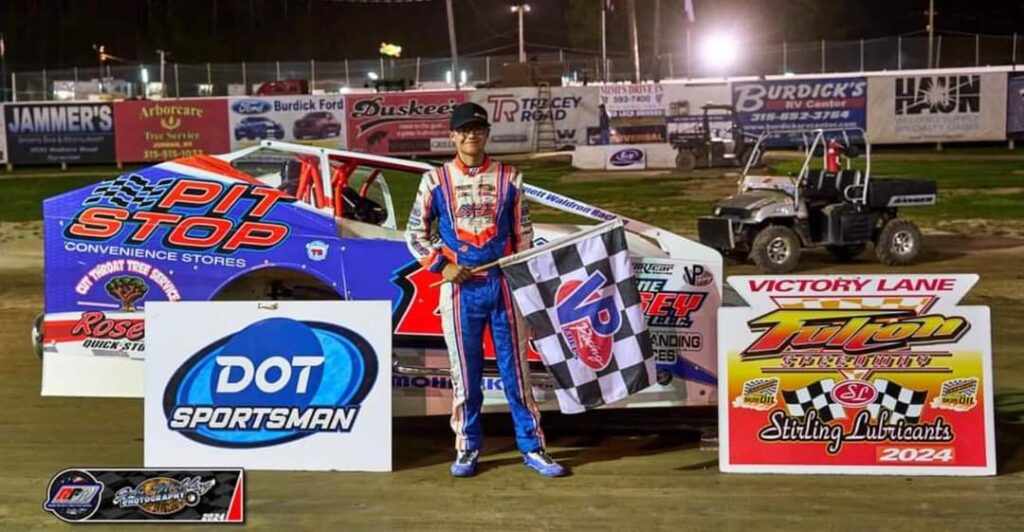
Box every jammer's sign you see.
[719,274,995,476]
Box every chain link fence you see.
[6,34,1023,102]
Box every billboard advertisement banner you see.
[114,99,230,163]
[345,91,464,155]
[470,87,599,152]
[3,102,115,164]
[1005,75,1024,138]
[145,300,392,471]
[732,77,867,146]
[867,73,1007,143]
[719,274,995,476]
[589,83,731,145]
[228,95,347,150]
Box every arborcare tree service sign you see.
[719,275,994,476]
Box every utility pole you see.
[927,0,935,68]
[512,4,530,63]
[445,0,460,89]
[628,0,640,83]
[601,0,608,81]
[652,0,661,80]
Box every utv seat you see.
[803,169,861,203]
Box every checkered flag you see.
[866,378,927,424]
[84,174,174,209]
[781,379,846,422]
[500,219,654,414]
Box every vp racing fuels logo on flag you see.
[555,270,622,371]
[164,317,378,448]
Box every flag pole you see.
[1,32,7,102]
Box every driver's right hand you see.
[442,263,473,284]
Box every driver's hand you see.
[442,264,473,284]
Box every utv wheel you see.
[676,151,696,171]
[827,244,867,263]
[751,226,801,273]
[875,219,922,265]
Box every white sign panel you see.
[0,105,7,164]
[599,84,666,118]
[605,146,646,170]
[228,95,347,150]
[145,301,392,471]
[867,73,1007,143]
[661,82,732,116]
[470,86,599,153]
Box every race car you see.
[35,141,723,415]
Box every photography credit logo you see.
[164,317,379,447]
[113,476,215,516]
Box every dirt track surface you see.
[2,223,1024,530]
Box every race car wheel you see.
[676,150,696,171]
[826,244,867,263]
[275,131,284,139]
[32,312,44,360]
[751,225,801,274]
[875,219,922,266]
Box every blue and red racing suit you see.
[405,155,544,453]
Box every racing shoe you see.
[450,450,480,477]
[522,450,567,477]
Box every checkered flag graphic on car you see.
[781,379,846,422]
[866,378,928,424]
[84,174,174,209]
[500,219,655,414]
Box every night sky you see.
[1,0,1022,70]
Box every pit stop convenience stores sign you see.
[719,274,995,475]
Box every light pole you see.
[511,4,531,63]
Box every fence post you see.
[667,52,674,78]
[206,63,212,90]
[242,61,247,93]
[783,41,787,73]
[11,72,16,102]
[379,57,384,79]
[74,66,79,84]
[42,68,48,100]
[276,61,281,81]
[860,39,865,71]
[821,39,825,73]
[310,59,316,91]
[345,59,350,88]
[485,56,490,83]
[898,36,902,70]
[936,36,942,68]
[174,63,180,98]
[416,57,422,87]
[975,34,980,66]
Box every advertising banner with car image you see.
[719,274,995,475]
[345,90,465,155]
[3,102,116,164]
[145,301,392,471]
[732,77,867,147]
[867,72,1007,143]
[114,99,230,163]
[470,86,599,152]
[228,95,347,150]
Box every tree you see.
[105,276,150,312]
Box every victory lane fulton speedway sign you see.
[719,274,995,475]
[145,301,392,471]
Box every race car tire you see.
[875,219,922,266]
[676,150,696,171]
[826,244,867,263]
[31,312,43,360]
[751,225,801,274]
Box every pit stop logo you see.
[66,174,294,255]
[164,317,378,448]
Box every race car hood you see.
[716,190,791,212]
